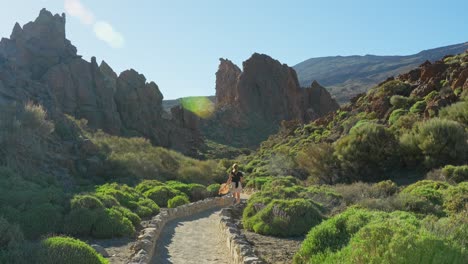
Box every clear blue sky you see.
[1,0,467,99]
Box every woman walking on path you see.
[228,164,243,204]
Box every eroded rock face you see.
[205,53,339,146]
[214,53,338,124]
[0,9,201,156]
[215,59,241,107]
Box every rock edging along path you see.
[218,205,265,264]
[128,196,233,264]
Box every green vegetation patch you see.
[37,236,108,264]
[243,198,323,237]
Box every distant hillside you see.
[294,42,468,104]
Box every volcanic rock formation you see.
[0,9,201,155]
[204,54,339,146]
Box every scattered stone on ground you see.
[242,231,303,264]
[89,238,134,264]
[90,244,109,258]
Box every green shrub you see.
[95,183,140,209]
[321,219,466,264]
[400,118,468,168]
[135,180,164,194]
[443,182,467,215]
[0,167,66,239]
[424,90,439,102]
[143,186,184,207]
[301,185,343,213]
[71,195,104,210]
[390,95,413,108]
[38,236,108,264]
[293,208,379,262]
[439,101,468,126]
[135,198,160,217]
[374,80,411,96]
[442,165,468,183]
[410,100,427,113]
[295,208,466,264]
[20,203,64,239]
[112,206,141,226]
[93,193,119,208]
[243,198,323,237]
[206,183,221,197]
[395,180,451,216]
[335,123,399,182]
[0,102,54,172]
[422,212,468,250]
[388,109,408,125]
[167,195,190,208]
[166,181,208,201]
[244,177,272,190]
[391,112,420,132]
[64,208,100,236]
[296,143,339,184]
[91,208,135,238]
[261,176,300,191]
[401,180,449,205]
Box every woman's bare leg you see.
[235,192,241,204]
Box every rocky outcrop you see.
[215,58,241,107]
[202,54,339,147]
[215,53,338,124]
[0,9,201,155]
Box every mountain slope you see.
[294,42,468,104]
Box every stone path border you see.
[128,196,233,264]
[218,206,265,264]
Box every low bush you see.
[439,101,468,126]
[442,165,468,183]
[143,186,185,207]
[400,118,468,168]
[0,167,66,239]
[37,236,108,264]
[167,195,190,208]
[409,100,427,113]
[166,181,208,201]
[91,208,135,238]
[388,109,408,125]
[243,198,323,237]
[443,182,467,215]
[261,176,300,191]
[293,208,379,263]
[135,180,164,194]
[71,195,105,210]
[294,208,466,264]
[244,177,272,190]
[206,183,221,197]
[390,95,413,108]
[334,123,399,182]
[334,180,398,205]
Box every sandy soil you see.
[242,231,303,264]
[89,237,135,264]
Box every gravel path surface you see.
[151,207,230,264]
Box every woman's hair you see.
[232,163,238,172]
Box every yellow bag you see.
[218,183,230,195]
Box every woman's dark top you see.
[230,171,243,188]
